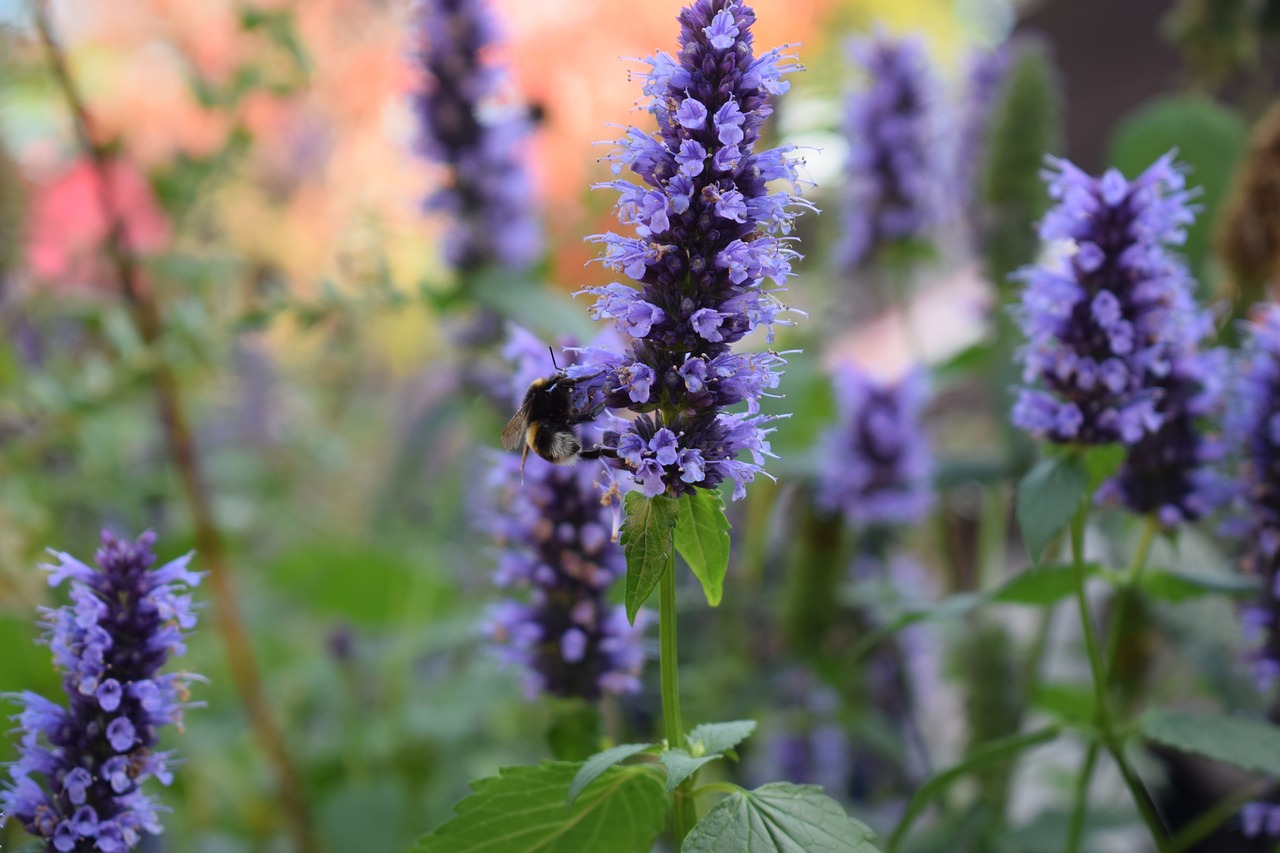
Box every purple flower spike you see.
[817,365,933,528]
[1229,306,1280,694]
[1,531,202,851]
[572,0,810,502]
[479,328,649,701]
[1012,153,1204,447]
[838,30,945,269]
[411,0,540,271]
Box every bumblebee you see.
[502,369,608,473]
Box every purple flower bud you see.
[818,365,933,528]
[574,0,808,501]
[1013,153,1205,447]
[410,0,540,271]
[1,531,201,851]
[839,30,944,268]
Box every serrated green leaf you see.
[418,761,666,853]
[687,720,757,757]
[683,783,881,852]
[1141,708,1280,776]
[620,491,680,623]
[674,489,731,607]
[888,726,1061,851]
[1139,568,1259,602]
[661,749,721,793]
[1016,455,1087,564]
[567,743,653,806]
[990,563,1102,606]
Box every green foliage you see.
[1164,0,1268,83]
[981,39,1063,288]
[888,727,1061,851]
[1139,567,1260,601]
[567,743,654,806]
[686,720,757,757]
[683,784,881,853]
[620,491,680,623]
[990,563,1102,605]
[1015,454,1088,564]
[1108,94,1248,282]
[1141,708,1280,776]
[417,762,667,853]
[660,749,722,792]
[674,489,732,607]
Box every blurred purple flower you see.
[1,531,202,851]
[954,45,1008,224]
[568,0,811,502]
[479,328,648,700]
[1229,307,1280,693]
[410,0,540,271]
[838,30,944,269]
[817,365,932,529]
[1012,153,1206,447]
[1242,799,1280,838]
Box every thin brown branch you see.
[30,4,317,851]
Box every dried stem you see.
[31,5,316,851]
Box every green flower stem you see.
[1103,515,1159,681]
[661,548,696,844]
[1069,507,1169,853]
[1065,741,1099,853]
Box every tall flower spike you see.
[838,30,944,270]
[954,44,1008,228]
[816,364,932,529]
[1230,306,1280,693]
[570,0,810,502]
[410,0,540,272]
[1012,153,1203,447]
[1,531,202,852]
[480,327,649,700]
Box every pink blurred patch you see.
[27,158,171,289]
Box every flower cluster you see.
[410,0,539,271]
[1242,798,1280,840]
[1,531,202,852]
[838,30,943,269]
[755,672,850,797]
[480,328,648,700]
[1012,153,1205,446]
[1229,306,1280,693]
[1095,345,1226,526]
[816,365,932,529]
[569,0,810,502]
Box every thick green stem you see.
[661,550,696,844]
[1069,508,1169,852]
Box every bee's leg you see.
[568,401,607,425]
[520,443,530,481]
[578,445,618,461]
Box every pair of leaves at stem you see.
[620,489,730,622]
[416,719,882,852]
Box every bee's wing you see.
[501,402,533,451]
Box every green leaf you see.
[567,743,654,806]
[990,563,1101,606]
[674,489,732,607]
[1141,708,1280,776]
[1083,444,1126,493]
[888,726,1061,851]
[682,783,881,853]
[661,749,722,793]
[1139,568,1259,602]
[620,491,680,623]
[1031,682,1096,728]
[1016,455,1087,564]
[418,762,666,852]
[687,720,757,757]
